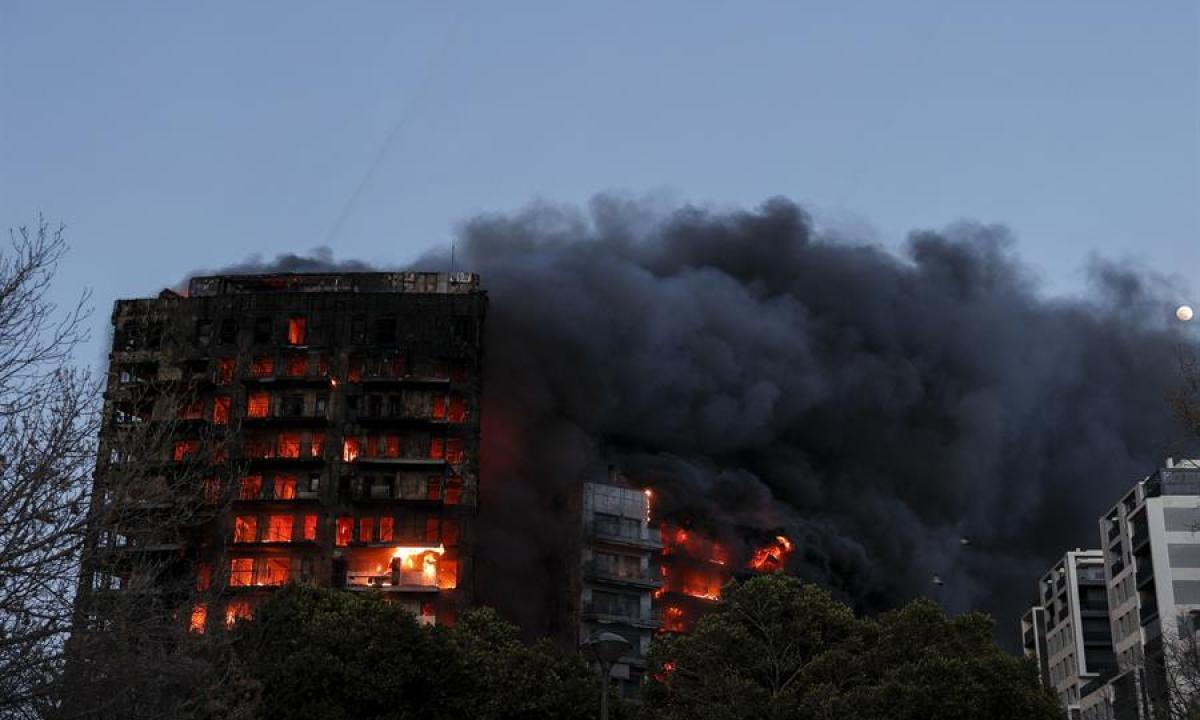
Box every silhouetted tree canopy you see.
[232,584,599,720]
[643,574,1060,720]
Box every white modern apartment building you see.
[1033,550,1116,716]
[1092,459,1200,719]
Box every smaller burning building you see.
[575,472,798,698]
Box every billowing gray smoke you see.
[205,196,1194,647]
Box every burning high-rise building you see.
[77,272,485,630]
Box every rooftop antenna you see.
[449,241,456,275]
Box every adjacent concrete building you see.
[1034,550,1116,716]
[577,481,663,698]
[1027,459,1200,720]
[1096,459,1200,718]
[78,272,486,631]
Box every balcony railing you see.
[581,603,658,626]
[583,561,662,587]
[345,569,438,591]
[587,527,663,549]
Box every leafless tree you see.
[0,221,248,720]
[0,220,97,718]
[58,378,245,719]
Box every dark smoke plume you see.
[193,247,375,277]
[439,196,1193,647]
[202,197,1195,648]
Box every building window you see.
[274,474,297,500]
[239,475,262,500]
[212,396,231,424]
[225,600,252,627]
[595,513,640,540]
[442,518,459,546]
[173,440,199,462]
[233,515,258,543]
[179,399,203,421]
[229,559,254,587]
[194,319,212,346]
[196,563,212,592]
[303,514,318,541]
[287,317,307,345]
[264,515,293,543]
[280,394,304,417]
[202,477,222,504]
[347,355,363,383]
[278,434,301,459]
[247,393,270,418]
[398,514,424,541]
[343,438,361,462]
[444,476,462,504]
[592,590,640,618]
[336,517,353,546]
[284,353,307,377]
[448,395,466,422]
[216,357,235,384]
[250,356,274,378]
[253,317,273,343]
[218,319,238,345]
[379,517,394,542]
[398,475,425,500]
[350,315,366,343]
[307,473,321,494]
[376,317,396,344]
[189,603,207,634]
[359,517,374,543]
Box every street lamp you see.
[582,631,631,720]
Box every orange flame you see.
[748,535,793,573]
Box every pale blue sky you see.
[1,1,1196,365]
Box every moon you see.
[1178,305,1194,322]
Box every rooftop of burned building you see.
[183,271,481,298]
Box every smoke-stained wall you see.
[201,196,1195,647]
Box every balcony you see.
[581,603,660,628]
[244,412,329,428]
[359,374,450,388]
[341,545,452,593]
[583,561,663,589]
[353,456,447,469]
[345,569,440,592]
[588,527,663,551]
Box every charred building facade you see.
[78,272,485,631]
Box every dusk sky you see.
[1,1,1196,366]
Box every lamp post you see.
[582,631,631,720]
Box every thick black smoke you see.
[193,247,375,277]
[200,196,1194,648]
[436,196,1193,647]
